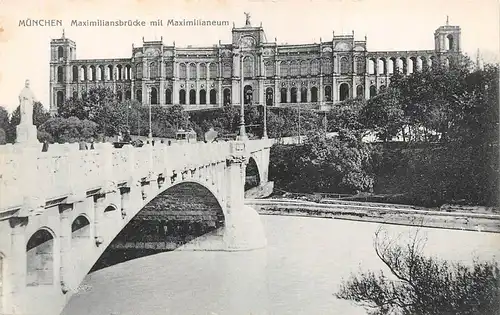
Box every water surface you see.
[62,215,500,315]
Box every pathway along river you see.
[62,215,500,315]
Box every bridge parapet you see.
[0,140,270,219]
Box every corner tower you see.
[49,30,76,115]
[434,16,461,53]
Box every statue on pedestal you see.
[16,79,40,145]
[19,80,35,126]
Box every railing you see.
[0,139,269,214]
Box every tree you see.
[361,90,405,142]
[8,102,51,143]
[39,117,98,143]
[0,128,6,144]
[269,130,374,194]
[336,227,500,315]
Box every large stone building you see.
[49,15,461,114]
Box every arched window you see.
[223,88,231,105]
[339,83,350,101]
[266,87,273,106]
[290,61,299,76]
[340,57,350,74]
[165,62,173,77]
[244,85,253,105]
[72,91,78,100]
[290,87,298,103]
[107,65,113,80]
[179,89,186,104]
[223,63,231,78]
[125,65,131,80]
[279,61,288,77]
[150,87,158,104]
[280,88,287,103]
[243,56,254,78]
[265,61,274,77]
[57,46,64,59]
[199,63,207,79]
[311,59,320,75]
[56,91,64,107]
[26,229,54,286]
[98,65,105,81]
[311,87,318,102]
[199,89,207,105]
[378,59,386,75]
[356,57,365,74]
[72,66,78,82]
[165,89,172,104]
[446,34,454,51]
[356,85,364,98]
[179,63,187,79]
[80,66,87,81]
[408,58,415,74]
[322,58,332,74]
[136,64,142,79]
[368,58,376,75]
[189,89,196,104]
[209,89,216,105]
[116,65,122,81]
[300,87,307,103]
[149,62,158,79]
[324,86,332,101]
[388,58,396,74]
[417,57,424,71]
[137,89,142,102]
[209,63,218,79]
[125,90,131,100]
[57,66,64,83]
[300,60,309,76]
[379,85,386,93]
[369,85,377,98]
[189,63,197,79]
[117,90,123,102]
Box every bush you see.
[336,228,500,315]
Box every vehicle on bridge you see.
[175,129,197,144]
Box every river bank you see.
[246,199,500,233]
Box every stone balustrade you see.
[0,140,270,217]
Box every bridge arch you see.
[71,215,91,240]
[93,180,226,270]
[245,156,261,191]
[26,227,56,287]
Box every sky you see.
[0,0,498,113]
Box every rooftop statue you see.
[244,12,251,26]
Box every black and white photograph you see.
[0,0,499,314]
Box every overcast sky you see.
[0,0,498,112]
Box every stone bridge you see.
[0,138,272,315]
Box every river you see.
[62,215,500,315]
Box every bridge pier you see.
[223,142,267,251]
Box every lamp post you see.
[297,105,301,144]
[262,100,268,139]
[238,53,248,141]
[148,87,152,141]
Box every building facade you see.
[49,16,462,114]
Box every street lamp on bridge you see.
[148,87,152,141]
[237,54,248,141]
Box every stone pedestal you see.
[223,142,267,251]
[223,204,267,251]
[16,124,40,146]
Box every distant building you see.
[49,15,462,114]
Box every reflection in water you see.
[62,215,500,315]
